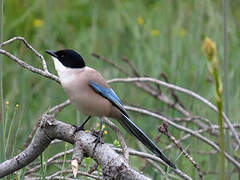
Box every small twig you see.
[91,53,131,76]
[48,99,71,116]
[120,57,167,106]
[0,49,60,83]
[121,56,141,77]
[102,117,129,161]
[159,72,185,108]
[173,116,212,126]
[0,37,48,72]
[158,122,203,180]
[163,128,209,151]
[139,161,149,172]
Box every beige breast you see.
[60,67,113,117]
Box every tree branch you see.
[0,114,151,179]
[0,48,60,84]
[0,36,49,72]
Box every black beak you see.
[45,50,58,58]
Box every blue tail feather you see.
[119,114,176,169]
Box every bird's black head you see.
[45,49,86,68]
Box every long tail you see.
[118,114,176,169]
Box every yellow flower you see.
[5,101,9,105]
[103,130,108,135]
[178,27,186,37]
[15,104,19,108]
[151,29,159,36]
[137,17,144,25]
[33,19,43,28]
[85,130,89,132]
[102,125,105,130]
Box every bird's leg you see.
[74,116,91,133]
[93,119,104,151]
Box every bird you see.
[45,49,176,169]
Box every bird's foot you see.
[74,116,92,133]
[73,125,85,133]
[92,130,104,152]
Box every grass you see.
[1,0,240,179]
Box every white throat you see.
[52,57,68,78]
[52,57,85,85]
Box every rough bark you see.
[0,114,150,180]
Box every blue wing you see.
[89,81,129,118]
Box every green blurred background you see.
[1,0,240,179]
